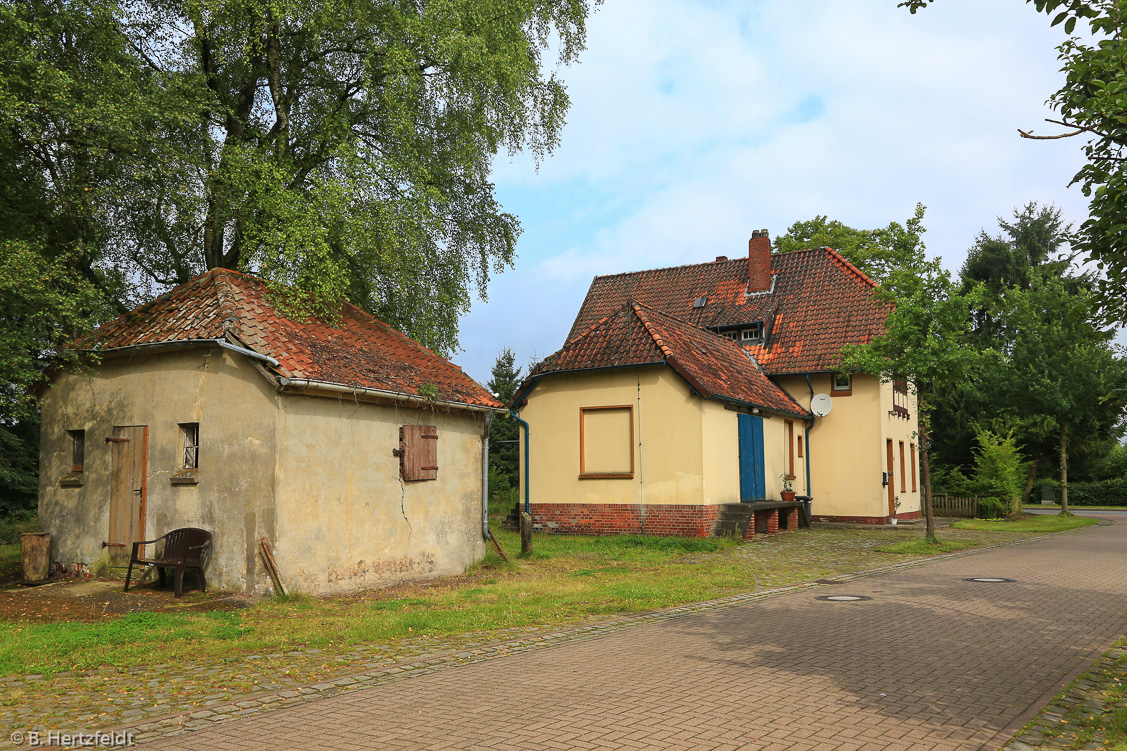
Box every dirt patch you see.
[0,578,256,623]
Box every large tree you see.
[930,203,1075,475]
[774,204,927,285]
[1,0,597,355]
[899,0,1127,321]
[960,203,1072,295]
[994,276,1127,512]
[840,253,983,543]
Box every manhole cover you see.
[815,595,872,602]
[964,577,1016,583]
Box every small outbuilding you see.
[38,268,503,595]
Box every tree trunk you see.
[1059,423,1069,514]
[919,417,937,544]
[1021,450,1039,506]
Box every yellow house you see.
[38,269,504,594]
[513,230,920,534]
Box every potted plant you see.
[891,496,901,525]
[780,474,796,503]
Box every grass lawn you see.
[0,515,1101,679]
[954,514,1099,533]
[1025,504,1126,512]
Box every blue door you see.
[738,413,766,501]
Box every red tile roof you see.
[530,301,808,418]
[83,269,502,410]
[568,248,889,375]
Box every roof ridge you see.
[211,270,245,338]
[563,300,633,347]
[591,255,747,282]
[630,303,676,361]
[823,247,878,288]
[588,245,838,284]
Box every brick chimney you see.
[748,229,772,293]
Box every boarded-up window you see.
[398,425,438,481]
[910,443,918,491]
[899,441,906,491]
[68,429,85,472]
[180,423,199,469]
[579,406,633,479]
[786,420,796,479]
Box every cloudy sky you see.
[456,0,1091,386]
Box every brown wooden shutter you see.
[398,425,438,481]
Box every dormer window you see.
[741,323,764,343]
[722,331,738,341]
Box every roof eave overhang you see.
[510,362,666,408]
[279,377,504,414]
[714,394,813,422]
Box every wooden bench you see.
[123,528,212,598]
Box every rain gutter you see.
[804,373,815,496]
[88,338,281,368]
[482,413,493,541]
[278,377,504,415]
[510,409,532,515]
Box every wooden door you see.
[886,438,895,517]
[108,426,147,565]
[738,414,766,501]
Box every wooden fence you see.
[930,495,979,518]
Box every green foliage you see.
[875,539,974,554]
[838,226,983,540]
[1089,441,1127,481]
[487,348,522,489]
[971,428,1025,503]
[960,203,1072,294]
[1063,477,1127,505]
[0,242,110,422]
[976,496,1007,519]
[953,514,1098,532]
[588,535,729,554]
[0,421,39,515]
[929,464,977,495]
[774,203,927,284]
[839,253,983,435]
[0,0,600,356]
[0,511,37,545]
[994,276,1127,509]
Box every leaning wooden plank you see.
[259,537,287,596]
[486,527,510,563]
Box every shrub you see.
[971,428,1024,504]
[977,496,1007,519]
[930,464,976,496]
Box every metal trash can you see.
[20,532,51,584]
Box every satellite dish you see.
[810,393,833,417]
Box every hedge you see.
[1044,477,1127,506]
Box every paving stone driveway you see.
[138,514,1127,751]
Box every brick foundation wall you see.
[812,510,923,525]
[529,503,720,537]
